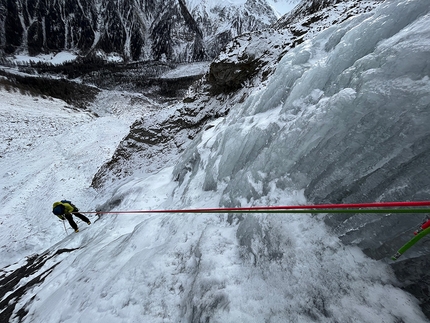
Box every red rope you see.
[77,200,430,214]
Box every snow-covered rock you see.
[0,0,291,62]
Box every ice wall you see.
[174,0,430,256]
[172,0,430,315]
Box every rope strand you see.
[75,201,430,215]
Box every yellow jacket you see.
[53,201,75,215]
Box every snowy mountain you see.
[0,0,296,62]
[93,0,383,186]
[1,0,430,322]
[266,0,301,18]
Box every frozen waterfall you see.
[2,0,430,322]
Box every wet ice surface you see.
[1,0,430,322]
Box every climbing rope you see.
[75,200,430,215]
[73,200,430,261]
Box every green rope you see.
[392,226,430,261]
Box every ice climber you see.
[52,200,91,233]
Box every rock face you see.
[91,80,232,189]
[0,0,277,62]
[207,0,382,94]
[0,249,79,323]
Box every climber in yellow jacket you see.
[53,200,91,233]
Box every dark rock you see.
[0,0,276,63]
[0,249,79,323]
[208,54,261,94]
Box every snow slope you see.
[0,89,148,268]
[1,0,430,322]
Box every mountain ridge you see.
[0,0,284,62]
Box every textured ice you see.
[174,0,430,255]
[2,0,430,322]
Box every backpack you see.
[61,200,79,212]
[53,204,66,216]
